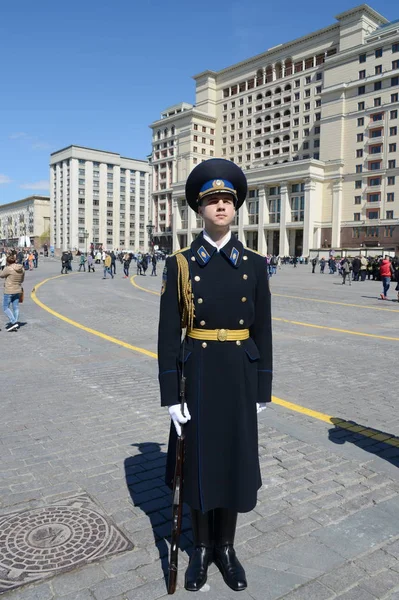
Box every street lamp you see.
[146,220,155,252]
[84,230,89,255]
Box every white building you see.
[150,5,399,255]
[0,196,50,248]
[50,146,151,252]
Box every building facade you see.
[50,146,151,252]
[0,196,50,248]
[150,5,399,255]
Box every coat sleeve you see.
[250,257,273,404]
[157,256,182,407]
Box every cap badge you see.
[212,179,224,188]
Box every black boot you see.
[185,509,213,592]
[214,508,247,591]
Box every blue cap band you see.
[198,179,237,201]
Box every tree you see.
[38,228,50,247]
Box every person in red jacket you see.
[380,256,394,300]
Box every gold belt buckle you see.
[217,328,228,342]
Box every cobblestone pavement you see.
[1,258,399,600]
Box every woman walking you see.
[0,254,25,331]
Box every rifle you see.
[167,358,186,594]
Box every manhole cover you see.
[0,494,133,594]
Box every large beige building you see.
[50,146,151,252]
[150,4,399,256]
[0,196,50,248]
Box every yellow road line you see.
[273,317,399,342]
[31,275,157,359]
[130,275,160,296]
[131,276,399,342]
[31,274,399,449]
[273,292,399,313]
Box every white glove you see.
[168,403,191,436]
[257,403,267,414]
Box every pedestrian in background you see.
[123,253,131,278]
[78,254,86,272]
[103,253,114,279]
[87,253,95,273]
[380,256,394,300]
[151,254,157,276]
[0,254,25,331]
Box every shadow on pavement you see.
[124,442,191,587]
[328,418,399,468]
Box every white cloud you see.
[20,180,49,191]
[9,132,28,140]
[31,141,52,151]
[0,174,12,184]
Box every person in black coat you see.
[158,159,272,592]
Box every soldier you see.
[158,158,272,592]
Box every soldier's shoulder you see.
[244,247,266,261]
[171,246,190,257]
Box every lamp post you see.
[146,221,155,253]
[84,230,89,255]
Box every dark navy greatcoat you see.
[158,231,272,513]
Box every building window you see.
[370,128,383,137]
[359,70,366,79]
[354,213,361,221]
[386,210,394,219]
[369,145,382,154]
[268,198,280,223]
[385,226,394,237]
[291,196,304,222]
[354,196,362,204]
[358,117,364,126]
[352,227,360,238]
[369,177,381,186]
[375,65,383,75]
[369,160,381,170]
[387,193,395,202]
[393,43,399,53]
[389,143,397,152]
[368,211,379,220]
[390,126,398,135]
[388,176,396,185]
[368,193,380,202]
[375,48,383,58]
[358,102,365,110]
[355,180,362,189]
[356,165,362,173]
[392,93,399,102]
[374,82,382,91]
[393,60,399,70]
[388,159,396,168]
[356,149,363,157]
[374,97,381,107]
[316,72,322,81]
[357,133,364,142]
[391,110,398,119]
[391,76,399,86]
[358,86,366,95]
[371,113,383,122]
[359,53,367,63]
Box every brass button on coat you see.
[198,298,203,304]
[191,256,196,261]
[241,297,247,303]
[236,340,241,346]
[243,256,248,261]
[200,320,206,326]
[194,275,201,282]
[243,274,248,280]
[239,319,244,325]
[202,342,207,348]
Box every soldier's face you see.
[198,194,236,228]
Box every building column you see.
[331,178,343,248]
[279,183,289,256]
[257,186,266,254]
[302,178,316,257]
[172,198,179,252]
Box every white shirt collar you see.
[203,230,231,252]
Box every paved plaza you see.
[1,257,399,600]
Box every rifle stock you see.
[167,431,185,594]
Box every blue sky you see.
[0,0,397,205]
